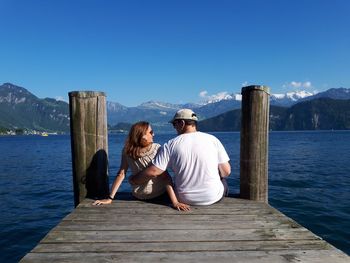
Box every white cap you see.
[169,109,198,123]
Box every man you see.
[130,109,231,206]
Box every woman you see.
[93,121,190,211]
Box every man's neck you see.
[181,125,197,134]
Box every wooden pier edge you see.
[20,193,350,262]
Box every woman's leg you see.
[221,178,229,196]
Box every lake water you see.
[0,131,349,262]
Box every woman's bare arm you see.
[93,152,128,205]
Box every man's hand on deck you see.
[92,199,112,205]
[172,202,191,211]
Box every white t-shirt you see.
[152,131,230,205]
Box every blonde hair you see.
[124,121,150,159]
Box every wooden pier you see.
[21,193,349,262]
[21,88,349,262]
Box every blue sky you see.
[1,0,349,106]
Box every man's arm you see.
[218,162,231,178]
[129,165,165,185]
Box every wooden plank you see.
[32,240,333,253]
[73,206,276,216]
[53,219,301,231]
[41,228,318,243]
[66,208,281,216]
[80,193,265,206]
[21,250,350,263]
[76,201,277,209]
[62,213,292,222]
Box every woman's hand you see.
[172,202,191,211]
[92,199,113,206]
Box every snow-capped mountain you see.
[270,90,315,106]
[272,90,314,101]
[201,90,315,107]
[106,89,349,128]
[138,101,183,110]
[200,91,242,104]
[199,90,315,108]
[202,93,236,104]
[137,100,203,110]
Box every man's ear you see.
[180,120,185,128]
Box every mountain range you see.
[0,83,70,133]
[198,98,350,131]
[1,82,350,133]
[106,88,350,131]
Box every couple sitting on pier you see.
[93,109,231,211]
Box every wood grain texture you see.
[240,85,270,202]
[68,91,109,206]
[21,193,349,262]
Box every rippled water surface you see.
[0,131,349,261]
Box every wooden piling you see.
[240,85,270,203]
[68,91,109,207]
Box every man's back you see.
[153,132,230,205]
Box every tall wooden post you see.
[240,85,270,203]
[69,91,109,207]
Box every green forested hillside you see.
[282,98,350,130]
[198,98,350,131]
[0,83,70,132]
